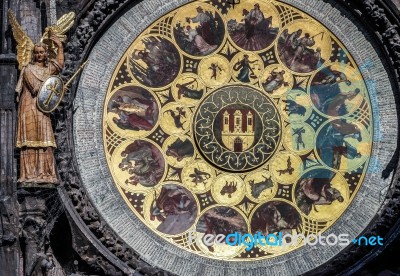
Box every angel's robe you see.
[15,60,62,184]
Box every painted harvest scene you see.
[103,0,372,260]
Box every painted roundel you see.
[102,0,373,261]
[194,85,281,172]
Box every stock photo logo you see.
[188,231,384,252]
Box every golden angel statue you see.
[8,10,75,184]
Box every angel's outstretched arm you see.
[51,34,64,68]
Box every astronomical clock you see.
[64,0,398,274]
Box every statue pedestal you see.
[18,187,60,276]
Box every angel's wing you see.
[7,10,34,70]
[41,12,75,59]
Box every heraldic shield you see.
[37,75,65,113]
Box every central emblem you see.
[194,85,281,172]
[218,107,257,152]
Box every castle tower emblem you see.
[221,109,255,152]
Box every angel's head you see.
[31,42,49,66]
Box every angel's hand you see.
[16,95,19,103]
[50,34,62,48]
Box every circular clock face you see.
[101,0,373,260]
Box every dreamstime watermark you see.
[188,231,384,251]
